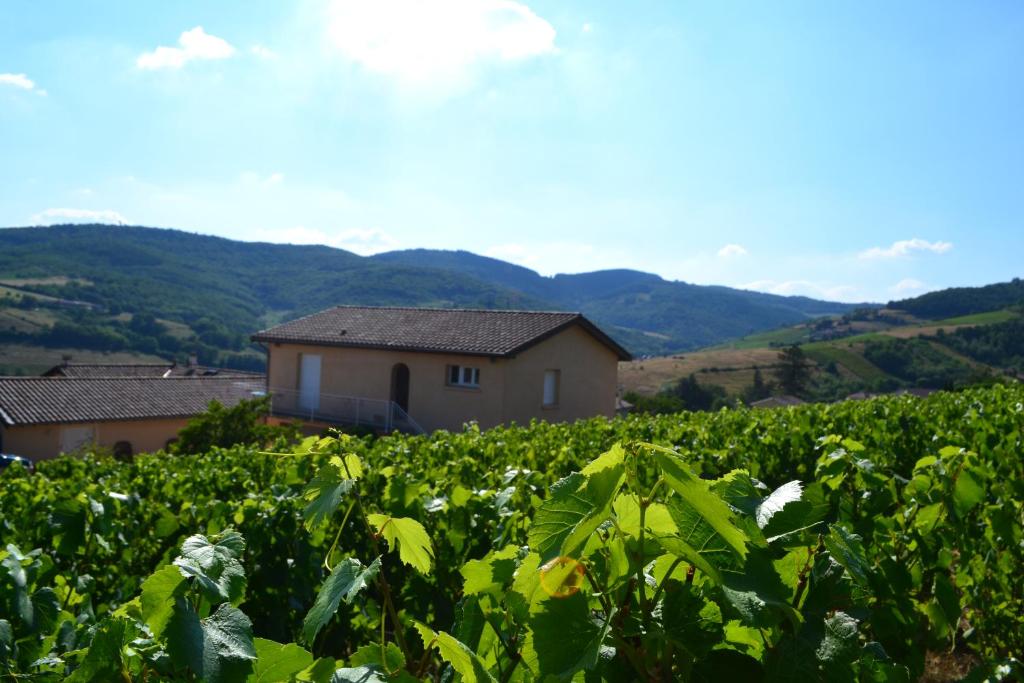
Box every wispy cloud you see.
[858,238,952,260]
[271,226,399,255]
[324,0,557,86]
[32,208,128,225]
[137,27,235,70]
[0,73,46,96]
[717,243,747,258]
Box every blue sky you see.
[2,1,1022,303]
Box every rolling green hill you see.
[0,224,863,371]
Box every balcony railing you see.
[265,387,425,435]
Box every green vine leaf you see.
[647,444,749,561]
[140,564,187,638]
[527,446,625,561]
[415,622,496,683]
[523,592,613,680]
[247,638,314,683]
[302,557,381,645]
[303,464,356,532]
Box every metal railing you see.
[266,387,425,435]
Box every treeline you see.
[862,338,976,388]
[890,277,1024,319]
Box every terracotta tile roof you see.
[252,306,631,360]
[43,363,261,379]
[0,377,266,426]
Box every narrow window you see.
[447,364,480,388]
[543,369,560,407]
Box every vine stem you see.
[582,562,614,616]
[415,637,437,678]
[324,500,357,571]
[339,456,411,662]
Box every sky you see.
[1,1,1022,303]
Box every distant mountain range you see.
[0,224,862,362]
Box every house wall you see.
[0,418,190,461]
[501,324,619,426]
[266,343,508,432]
[265,322,620,432]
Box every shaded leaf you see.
[141,565,188,638]
[303,464,356,531]
[65,618,130,683]
[823,525,871,589]
[303,557,381,644]
[523,592,612,679]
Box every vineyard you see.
[2,384,1023,681]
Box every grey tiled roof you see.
[251,306,631,359]
[0,377,266,426]
[44,363,261,379]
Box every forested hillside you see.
[889,277,1024,318]
[0,225,861,370]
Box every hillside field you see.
[1,384,1022,681]
[623,306,1022,398]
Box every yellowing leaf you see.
[367,515,434,574]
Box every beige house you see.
[252,306,631,433]
[0,374,264,460]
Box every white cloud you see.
[858,238,952,260]
[581,23,592,33]
[890,278,925,294]
[270,226,399,255]
[0,72,45,95]
[717,243,748,258]
[325,0,557,85]
[31,208,128,225]
[137,26,236,70]
[740,279,860,302]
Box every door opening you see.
[298,354,322,413]
[390,363,410,413]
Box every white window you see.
[543,369,560,407]
[447,364,480,388]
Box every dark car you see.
[0,453,33,472]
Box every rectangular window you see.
[447,364,480,388]
[543,369,560,407]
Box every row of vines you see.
[1,383,1023,681]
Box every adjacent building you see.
[252,306,630,433]
[0,375,263,460]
